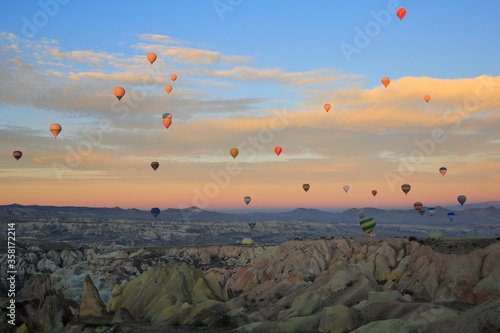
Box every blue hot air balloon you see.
[150,207,160,218]
[447,212,455,221]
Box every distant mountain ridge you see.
[1,203,499,225]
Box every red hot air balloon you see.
[151,161,159,171]
[371,190,378,197]
[13,151,22,161]
[274,146,282,156]
[359,213,365,219]
[396,8,406,20]
[439,167,447,176]
[381,77,390,88]
[324,104,331,112]
[413,202,423,212]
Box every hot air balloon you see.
[248,222,256,230]
[371,190,377,197]
[439,167,447,177]
[303,184,310,193]
[418,208,426,216]
[413,202,423,212]
[162,113,172,119]
[396,8,406,20]
[244,196,251,205]
[427,207,436,216]
[49,123,62,138]
[165,85,172,94]
[147,53,157,64]
[429,231,442,239]
[150,207,160,218]
[381,77,390,88]
[162,117,172,129]
[151,161,159,171]
[13,151,22,161]
[230,148,239,159]
[466,230,478,239]
[114,87,125,101]
[360,217,376,235]
[324,104,331,112]
[343,185,350,193]
[457,195,466,206]
[170,74,177,82]
[274,146,282,156]
[424,95,431,103]
[401,184,411,195]
[447,212,455,221]
[359,213,365,219]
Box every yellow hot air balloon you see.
[147,53,157,64]
[170,74,177,82]
[114,87,125,101]
[381,77,390,88]
[165,85,172,94]
[230,148,239,159]
[49,123,62,138]
[424,95,431,103]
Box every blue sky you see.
[0,1,499,210]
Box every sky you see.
[0,0,499,211]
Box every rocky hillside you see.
[1,237,500,332]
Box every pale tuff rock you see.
[28,290,73,333]
[79,275,107,317]
[319,305,362,333]
[106,262,228,326]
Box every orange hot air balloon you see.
[147,53,157,64]
[274,146,282,156]
[396,8,406,20]
[372,190,377,197]
[424,95,431,103]
[324,104,331,112]
[230,148,239,159]
[162,117,172,129]
[165,85,172,94]
[170,74,177,82]
[381,77,390,88]
[114,87,125,101]
[49,123,62,138]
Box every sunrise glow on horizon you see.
[1,1,499,212]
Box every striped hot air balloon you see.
[401,184,411,195]
[359,217,376,235]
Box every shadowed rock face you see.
[3,238,500,332]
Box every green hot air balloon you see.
[359,217,376,235]
[429,231,443,239]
